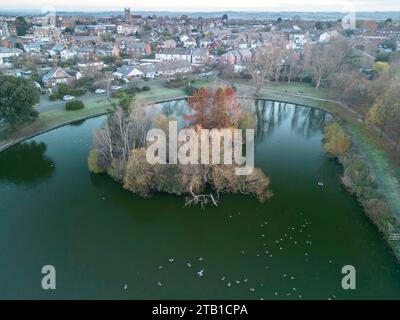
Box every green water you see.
[0,100,399,299]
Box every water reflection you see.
[0,141,55,186]
[147,99,331,144]
[254,100,331,143]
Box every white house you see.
[191,48,209,64]
[155,48,192,62]
[0,47,22,65]
[117,24,126,34]
[289,34,307,46]
[24,42,45,53]
[179,34,189,42]
[183,37,197,48]
[199,39,211,48]
[319,30,340,43]
[117,24,138,35]
[60,48,77,61]
[137,63,158,78]
[113,65,144,80]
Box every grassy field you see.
[236,80,337,99]
[138,86,187,101]
[0,97,115,151]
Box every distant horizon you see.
[1,9,400,13]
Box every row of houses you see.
[220,48,253,65]
[155,48,209,64]
[113,60,192,80]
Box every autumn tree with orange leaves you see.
[186,87,241,129]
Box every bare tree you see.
[310,39,351,89]
[310,45,335,89]
[92,97,151,168]
[247,44,280,96]
[283,51,301,83]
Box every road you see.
[36,78,170,113]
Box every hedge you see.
[66,100,85,111]
[58,84,86,97]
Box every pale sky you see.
[0,0,399,12]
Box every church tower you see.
[124,8,131,22]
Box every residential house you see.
[220,48,253,65]
[0,47,22,65]
[237,48,253,62]
[159,39,177,49]
[191,48,209,64]
[42,67,73,87]
[289,33,307,47]
[24,42,45,54]
[183,36,197,48]
[125,42,152,58]
[72,35,98,44]
[199,39,211,48]
[33,26,61,40]
[60,48,77,61]
[47,43,65,56]
[319,30,341,43]
[179,34,189,42]
[113,65,144,80]
[155,48,192,62]
[76,46,95,60]
[233,34,248,48]
[156,60,192,76]
[220,50,237,64]
[137,63,158,78]
[95,46,114,57]
[78,61,104,76]
[115,36,137,50]
[0,23,10,39]
[117,24,139,35]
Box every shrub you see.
[363,198,396,234]
[323,122,351,157]
[74,76,97,92]
[49,93,60,101]
[58,84,86,97]
[66,100,84,111]
[323,124,397,240]
[238,111,256,129]
[164,79,186,88]
[341,153,377,195]
[88,150,105,174]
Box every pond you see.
[0,99,399,299]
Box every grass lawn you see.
[138,86,187,102]
[0,98,115,151]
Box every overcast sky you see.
[1,0,399,12]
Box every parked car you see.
[111,85,122,91]
[63,95,75,101]
[95,89,107,94]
